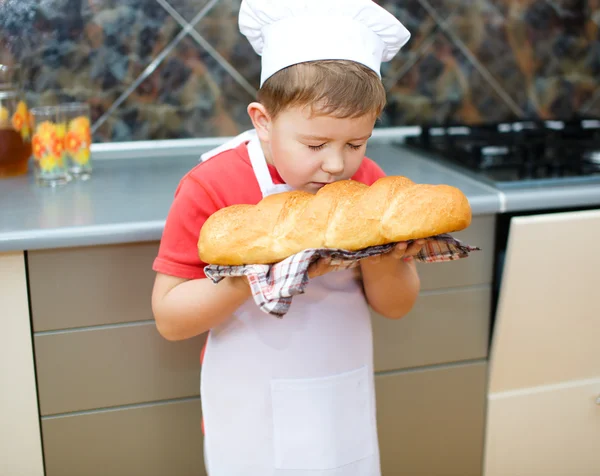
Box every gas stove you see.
[403,119,600,189]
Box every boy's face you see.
[254,105,376,193]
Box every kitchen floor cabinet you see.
[40,363,488,476]
[372,286,490,372]
[34,323,206,415]
[27,214,495,475]
[485,378,600,476]
[28,242,159,331]
[484,209,600,476]
[0,252,45,476]
[376,361,488,476]
[42,399,205,476]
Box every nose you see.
[321,152,344,176]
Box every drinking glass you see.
[30,106,71,187]
[62,102,92,179]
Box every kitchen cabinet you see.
[42,399,205,476]
[485,378,600,476]
[0,252,45,476]
[416,214,495,291]
[42,363,488,476]
[484,209,600,476]
[372,286,490,372]
[30,214,495,475]
[34,323,206,415]
[28,242,159,331]
[376,361,488,476]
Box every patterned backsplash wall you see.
[1,0,599,143]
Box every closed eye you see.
[308,144,326,151]
[308,143,364,151]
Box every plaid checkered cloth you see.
[204,234,480,318]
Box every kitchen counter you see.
[2,137,600,253]
[2,137,500,476]
[0,140,501,253]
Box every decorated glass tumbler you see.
[62,103,92,179]
[30,106,71,187]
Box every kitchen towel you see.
[205,234,479,317]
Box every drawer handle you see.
[597,396,600,405]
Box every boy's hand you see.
[363,239,426,268]
[308,257,344,279]
[358,240,425,320]
[307,239,425,279]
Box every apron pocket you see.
[271,365,376,470]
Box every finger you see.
[307,260,320,279]
[406,239,426,256]
[307,257,331,279]
[403,241,420,256]
[309,259,326,277]
[390,242,407,259]
[313,262,338,278]
[395,242,408,251]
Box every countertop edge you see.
[0,206,502,253]
[0,221,165,253]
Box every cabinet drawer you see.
[376,361,487,476]
[42,399,205,476]
[34,323,205,416]
[372,286,491,372]
[28,242,159,332]
[484,378,600,476]
[418,214,495,291]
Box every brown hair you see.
[257,60,387,119]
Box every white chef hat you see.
[239,0,411,86]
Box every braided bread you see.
[198,176,472,265]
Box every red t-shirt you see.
[152,142,387,279]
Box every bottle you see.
[0,64,32,178]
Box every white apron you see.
[200,131,381,476]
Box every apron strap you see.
[200,129,257,162]
[199,129,289,198]
[247,135,277,196]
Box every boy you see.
[152,1,421,474]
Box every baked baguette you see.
[198,176,472,266]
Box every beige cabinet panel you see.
[0,252,44,476]
[28,241,159,331]
[42,399,205,476]
[372,286,490,372]
[417,215,495,291]
[35,323,206,415]
[376,361,487,476]
[485,209,600,476]
[489,209,600,393]
[484,378,600,476]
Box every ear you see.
[247,102,272,142]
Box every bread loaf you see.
[198,176,472,265]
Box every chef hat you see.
[239,0,411,86]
